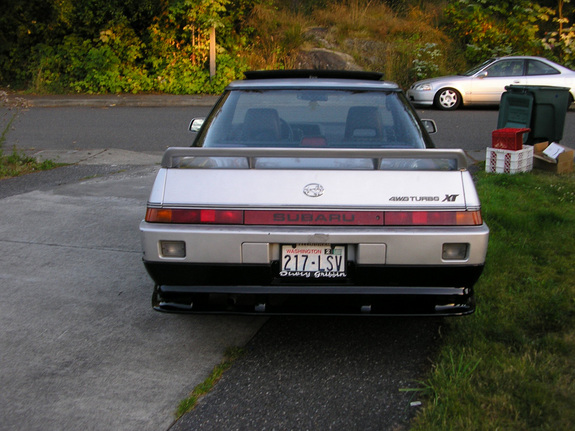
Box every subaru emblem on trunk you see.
[303,183,324,197]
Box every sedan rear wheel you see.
[434,88,461,110]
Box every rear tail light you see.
[146,208,482,226]
[146,208,244,224]
[385,211,482,226]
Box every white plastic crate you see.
[486,146,533,174]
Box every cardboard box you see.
[486,146,533,174]
[533,142,574,174]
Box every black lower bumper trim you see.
[152,285,475,316]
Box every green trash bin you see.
[497,85,570,143]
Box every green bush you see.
[2,0,257,94]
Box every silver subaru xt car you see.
[140,70,489,316]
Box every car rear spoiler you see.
[160,147,469,171]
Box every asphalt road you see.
[1,96,574,431]
[6,101,574,164]
[170,316,442,431]
[3,106,209,152]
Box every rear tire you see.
[434,88,461,110]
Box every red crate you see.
[492,128,531,150]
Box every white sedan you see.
[407,56,575,110]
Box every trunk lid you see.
[150,148,479,211]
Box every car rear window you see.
[194,89,429,149]
[527,60,560,76]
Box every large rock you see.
[295,48,362,70]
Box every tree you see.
[542,0,575,67]
[443,0,553,65]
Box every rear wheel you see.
[434,88,461,110]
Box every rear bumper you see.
[140,222,490,267]
[144,261,483,316]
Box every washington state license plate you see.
[280,244,346,278]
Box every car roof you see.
[493,55,552,60]
[484,56,575,72]
[226,70,400,91]
[489,55,571,66]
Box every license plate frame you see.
[280,244,347,278]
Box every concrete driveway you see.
[0,152,265,431]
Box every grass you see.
[1,90,62,179]
[0,148,61,179]
[175,347,245,419]
[410,169,575,430]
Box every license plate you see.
[280,244,346,278]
